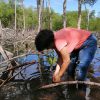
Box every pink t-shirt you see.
[54,28,91,53]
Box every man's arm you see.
[53,46,70,82]
[59,47,70,77]
[53,54,62,76]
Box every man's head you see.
[35,29,54,52]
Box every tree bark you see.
[48,0,52,29]
[15,0,17,33]
[21,0,25,34]
[63,0,67,28]
[39,81,100,89]
[77,0,82,29]
[37,0,43,32]
[0,20,3,45]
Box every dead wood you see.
[39,81,100,89]
[0,64,33,88]
[6,60,38,72]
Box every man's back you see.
[54,28,91,53]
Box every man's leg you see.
[76,35,97,92]
[67,50,79,80]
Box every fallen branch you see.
[0,49,52,65]
[39,81,100,89]
[0,76,10,88]
[0,79,4,84]
[95,57,100,62]
[6,60,38,71]
[0,60,38,87]
[0,53,33,65]
[0,64,32,88]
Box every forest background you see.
[0,0,100,54]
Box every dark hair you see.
[35,29,54,51]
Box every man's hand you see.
[53,65,61,82]
[53,73,61,82]
[52,46,70,82]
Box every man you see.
[35,27,97,93]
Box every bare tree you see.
[87,10,90,30]
[20,0,26,35]
[63,0,67,28]
[37,0,43,32]
[84,4,90,30]
[0,20,3,45]
[48,0,52,29]
[14,0,17,33]
[77,0,97,29]
[77,0,82,29]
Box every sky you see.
[24,0,100,15]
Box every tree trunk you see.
[37,0,43,32]
[22,0,25,34]
[48,0,52,30]
[87,10,90,30]
[23,9,25,31]
[84,4,90,30]
[37,0,40,16]
[77,0,82,29]
[15,0,17,33]
[0,45,9,60]
[0,20,3,45]
[63,0,67,28]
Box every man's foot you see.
[78,90,86,96]
[76,90,86,100]
[67,76,75,81]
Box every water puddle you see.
[0,48,100,100]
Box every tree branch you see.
[39,81,100,89]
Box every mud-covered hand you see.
[53,73,61,82]
[52,65,61,82]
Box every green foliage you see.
[89,17,100,31]
[52,13,63,30]
[0,1,99,32]
[67,11,78,28]
[25,8,37,29]
[42,8,51,29]
[47,57,57,66]
[0,1,37,29]
[41,8,63,30]
[82,0,97,6]
[0,1,14,27]
[81,11,87,29]
[16,6,23,29]
[46,50,57,68]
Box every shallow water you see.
[0,77,100,100]
[0,48,100,100]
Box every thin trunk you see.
[37,0,44,82]
[63,0,67,28]
[77,0,82,29]
[42,0,44,28]
[37,0,43,32]
[15,0,17,33]
[13,43,16,54]
[84,4,89,30]
[87,10,90,30]
[0,45,8,60]
[0,20,3,45]
[48,0,52,29]
[21,0,25,34]
[37,0,40,16]
[22,0,25,32]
